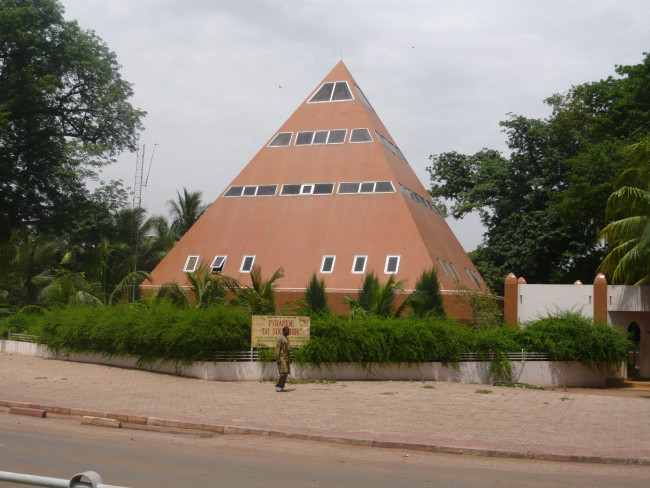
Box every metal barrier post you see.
[0,470,129,488]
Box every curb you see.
[1,399,648,466]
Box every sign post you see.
[251,316,310,348]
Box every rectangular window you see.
[436,258,449,277]
[449,262,462,280]
[374,181,394,193]
[384,255,400,274]
[338,182,360,194]
[243,186,257,196]
[301,185,314,194]
[240,255,255,273]
[313,183,335,194]
[360,182,375,193]
[321,255,336,273]
[224,186,244,197]
[465,268,476,284]
[327,129,347,144]
[352,255,367,274]
[211,255,227,273]
[184,255,199,272]
[350,128,372,143]
[268,132,292,147]
[256,185,277,196]
[281,184,301,195]
[295,131,314,146]
[313,131,328,144]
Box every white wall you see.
[517,284,593,322]
[609,286,650,312]
[0,340,622,387]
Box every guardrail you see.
[0,470,129,488]
[4,336,551,362]
[7,332,38,343]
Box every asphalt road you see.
[0,413,648,488]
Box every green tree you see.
[168,188,208,239]
[408,268,445,317]
[303,273,330,316]
[428,54,650,293]
[0,227,64,311]
[344,271,407,319]
[597,139,650,284]
[0,0,146,237]
[230,264,283,315]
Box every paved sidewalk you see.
[1,352,649,465]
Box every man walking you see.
[275,326,291,392]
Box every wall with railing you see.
[1,339,623,387]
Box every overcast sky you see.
[61,0,649,252]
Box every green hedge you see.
[1,303,250,364]
[0,305,630,368]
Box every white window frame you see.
[326,129,348,144]
[295,131,315,146]
[211,255,227,273]
[349,128,373,143]
[352,255,367,274]
[184,255,200,272]
[449,262,462,280]
[320,255,336,274]
[240,255,256,273]
[384,255,401,274]
[267,132,293,147]
[308,81,354,103]
[465,267,476,284]
[436,258,449,277]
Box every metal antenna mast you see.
[130,144,157,300]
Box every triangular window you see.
[309,81,353,103]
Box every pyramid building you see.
[146,61,485,316]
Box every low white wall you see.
[1,340,623,387]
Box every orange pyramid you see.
[146,61,485,316]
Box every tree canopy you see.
[0,0,145,238]
[428,53,650,293]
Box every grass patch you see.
[475,389,492,394]
[422,385,436,389]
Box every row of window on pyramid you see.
[223,180,395,198]
[268,127,406,161]
[183,254,480,286]
[436,257,484,287]
[183,254,402,275]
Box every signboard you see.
[251,316,310,348]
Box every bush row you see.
[0,306,630,368]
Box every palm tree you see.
[185,261,239,308]
[344,271,407,319]
[598,139,650,285]
[137,215,177,271]
[230,264,284,315]
[168,188,208,239]
[0,227,64,312]
[408,268,445,317]
[85,238,150,304]
[303,273,330,316]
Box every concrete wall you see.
[517,284,594,322]
[1,340,621,387]
[609,285,650,312]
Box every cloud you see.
[61,0,650,251]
